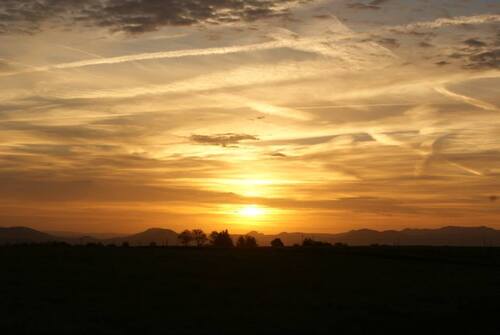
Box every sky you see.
[0,0,499,234]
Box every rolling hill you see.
[106,228,179,246]
[0,227,59,244]
[248,226,500,246]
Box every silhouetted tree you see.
[271,238,284,247]
[121,241,130,247]
[302,238,331,247]
[209,230,234,247]
[236,236,245,247]
[236,235,258,248]
[192,229,208,247]
[178,230,194,246]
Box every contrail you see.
[0,14,495,77]
[54,44,104,59]
[370,131,484,177]
[415,134,483,177]
[216,94,313,121]
[0,39,293,77]
[0,57,37,70]
[51,60,332,100]
[0,15,395,77]
[446,160,483,176]
[416,153,483,176]
[296,103,421,109]
[435,86,498,111]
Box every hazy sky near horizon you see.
[0,0,499,234]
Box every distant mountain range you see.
[0,227,178,246]
[1,226,500,247]
[246,226,500,246]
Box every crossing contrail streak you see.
[0,15,395,77]
[0,40,293,77]
[435,86,498,111]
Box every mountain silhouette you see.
[1,226,500,246]
[106,228,178,246]
[0,227,59,244]
[47,230,125,239]
[246,226,500,246]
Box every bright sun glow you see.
[238,205,265,217]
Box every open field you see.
[1,245,500,334]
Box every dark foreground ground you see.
[1,245,500,334]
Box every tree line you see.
[177,229,346,248]
[177,229,286,248]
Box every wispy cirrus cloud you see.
[390,14,500,34]
[1,18,395,77]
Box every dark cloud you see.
[465,49,499,69]
[435,60,450,66]
[0,0,84,34]
[262,134,336,146]
[440,35,499,70]
[418,41,433,48]
[463,38,487,48]
[0,0,302,35]
[269,152,287,157]
[448,52,465,59]
[391,29,436,38]
[190,133,258,147]
[377,37,400,48]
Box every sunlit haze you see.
[0,0,499,234]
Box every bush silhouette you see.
[302,238,331,247]
[178,230,194,246]
[209,230,234,247]
[236,236,258,248]
[270,238,284,247]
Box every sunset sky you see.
[0,0,499,234]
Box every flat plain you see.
[1,245,499,334]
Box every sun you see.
[238,205,265,217]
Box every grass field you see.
[1,245,500,334]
